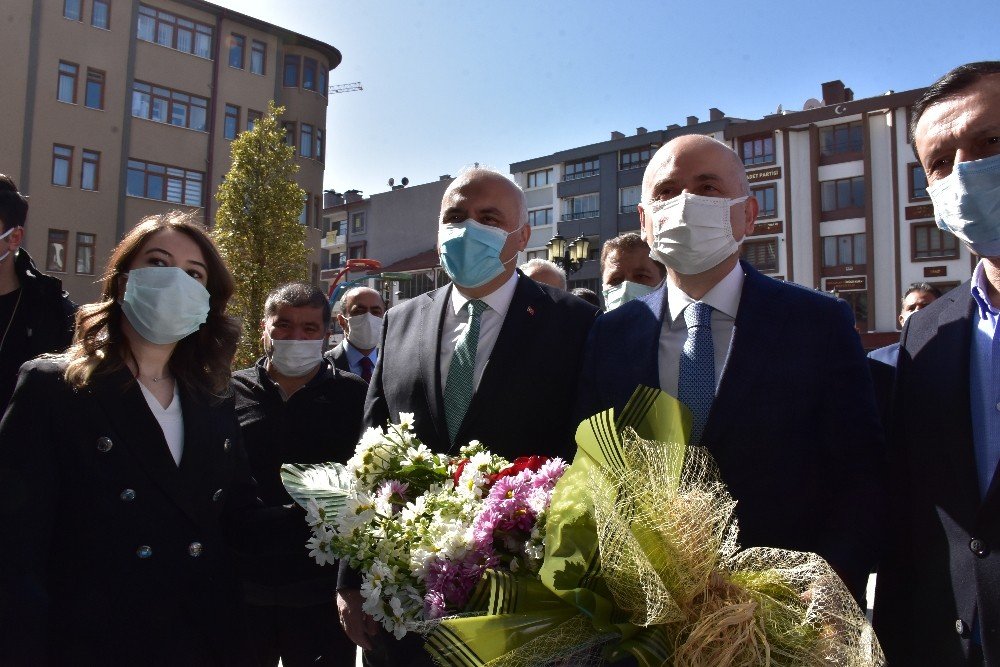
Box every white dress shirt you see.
[658,262,744,398]
[344,340,378,377]
[138,382,184,466]
[440,272,519,395]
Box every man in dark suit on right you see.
[576,134,885,604]
[873,61,1000,666]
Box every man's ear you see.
[740,195,758,238]
[6,227,24,249]
[638,203,652,246]
[337,312,349,331]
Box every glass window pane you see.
[837,180,851,208]
[170,102,188,127]
[184,177,202,206]
[92,1,109,28]
[147,174,164,200]
[85,80,101,109]
[132,91,150,118]
[53,157,69,186]
[838,236,852,264]
[127,167,144,196]
[151,97,168,123]
[194,33,211,58]
[821,182,836,211]
[853,179,866,207]
[854,235,866,265]
[157,22,173,47]
[137,14,154,40]
[190,105,206,132]
[823,238,836,266]
[64,0,81,20]
[58,75,74,103]
[81,162,96,190]
[176,28,193,53]
[166,177,183,203]
[303,58,317,90]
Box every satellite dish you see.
[401,177,409,186]
[803,98,822,111]
[387,178,394,187]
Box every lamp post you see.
[546,234,592,274]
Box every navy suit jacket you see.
[324,340,352,374]
[365,271,598,461]
[874,283,1000,665]
[576,261,885,601]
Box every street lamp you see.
[546,234,591,274]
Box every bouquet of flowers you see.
[280,413,567,639]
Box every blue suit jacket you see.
[576,261,886,601]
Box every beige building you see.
[0,0,340,302]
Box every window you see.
[528,208,553,227]
[92,0,110,28]
[250,40,266,75]
[85,69,104,110]
[76,232,96,274]
[912,222,959,260]
[526,169,552,188]
[819,121,863,159]
[561,193,599,221]
[224,104,239,140]
[137,5,213,59]
[302,58,317,91]
[351,212,366,234]
[820,176,865,219]
[300,123,313,158]
[741,238,778,273]
[619,185,641,214]
[620,146,652,171]
[228,34,245,69]
[315,128,324,162]
[909,163,929,200]
[47,230,68,273]
[131,81,208,131]
[282,122,296,147]
[126,159,204,206]
[752,183,777,218]
[52,145,72,187]
[740,134,775,166]
[283,55,300,87]
[526,249,547,261]
[822,233,866,271]
[319,67,328,96]
[299,193,309,226]
[57,61,78,103]
[81,150,99,191]
[840,291,868,330]
[63,0,82,20]
[564,158,599,181]
[247,109,262,131]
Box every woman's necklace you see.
[128,349,170,383]
[0,288,23,355]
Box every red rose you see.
[452,458,470,487]
[487,455,549,487]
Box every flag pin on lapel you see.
[526,306,535,316]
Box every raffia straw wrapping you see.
[589,429,884,667]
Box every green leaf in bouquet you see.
[280,462,353,517]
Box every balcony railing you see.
[562,169,599,182]
[560,210,600,222]
[619,204,638,214]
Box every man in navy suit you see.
[576,134,885,604]
[325,286,384,382]
[874,61,1000,666]
[337,168,598,666]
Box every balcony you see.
[560,210,600,222]
[322,232,347,253]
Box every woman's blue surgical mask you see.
[927,152,1000,257]
[438,218,523,289]
[602,280,656,311]
[121,266,211,345]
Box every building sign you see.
[906,204,934,220]
[752,220,783,236]
[924,266,948,278]
[746,166,782,183]
[825,277,867,292]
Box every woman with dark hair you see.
[0,211,257,665]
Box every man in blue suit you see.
[576,134,885,603]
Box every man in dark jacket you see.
[0,174,76,413]
[232,282,367,667]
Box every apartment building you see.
[510,80,969,346]
[0,0,340,302]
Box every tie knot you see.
[684,301,713,329]
[467,299,488,319]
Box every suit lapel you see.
[420,286,451,445]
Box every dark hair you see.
[264,282,331,326]
[571,287,602,309]
[903,282,943,302]
[909,61,1000,161]
[64,211,240,397]
[0,174,28,232]
[599,232,666,278]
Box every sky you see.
[211,0,998,199]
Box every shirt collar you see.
[666,261,744,324]
[344,339,376,366]
[450,271,519,318]
[971,259,999,319]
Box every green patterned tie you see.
[444,299,488,446]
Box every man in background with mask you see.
[337,167,598,666]
[231,282,367,667]
[576,134,884,605]
[599,231,666,311]
[874,61,1000,666]
[325,286,385,382]
[0,174,75,412]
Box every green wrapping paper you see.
[424,387,883,667]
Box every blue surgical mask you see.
[927,152,1000,257]
[121,266,211,345]
[438,218,522,289]
[602,280,656,311]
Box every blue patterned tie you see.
[678,302,715,445]
[444,299,488,445]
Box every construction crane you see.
[329,82,363,95]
